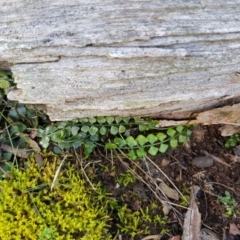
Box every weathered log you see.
[1,0,240,121]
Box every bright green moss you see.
[0,154,112,240]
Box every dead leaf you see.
[141,235,162,240]
[229,223,240,236]
[20,134,41,152]
[182,186,201,240]
[200,228,220,240]
[161,200,172,215]
[35,152,43,166]
[157,103,240,128]
[0,144,30,159]
[219,125,240,137]
[159,182,179,200]
[196,103,240,125]
[223,154,239,164]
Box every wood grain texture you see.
[1,0,240,120]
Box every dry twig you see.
[206,181,236,194]
[200,150,230,167]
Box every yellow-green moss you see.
[0,154,112,240]
[0,153,169,239]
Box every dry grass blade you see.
[0,165,12,179]
[83,160,101,170]
[50,154,68,191]
[74,149,98,190]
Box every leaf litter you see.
[92,124,240,239]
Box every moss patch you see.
[0,154,112,240]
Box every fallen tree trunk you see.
[1,0,240,121]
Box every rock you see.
[192,156,213,168]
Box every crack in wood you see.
[14,56,61,65]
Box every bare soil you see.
[91,125,240,239]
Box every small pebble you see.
[192,156,213,168]
[161,158,170,167]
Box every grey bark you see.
[1,0,240,120]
